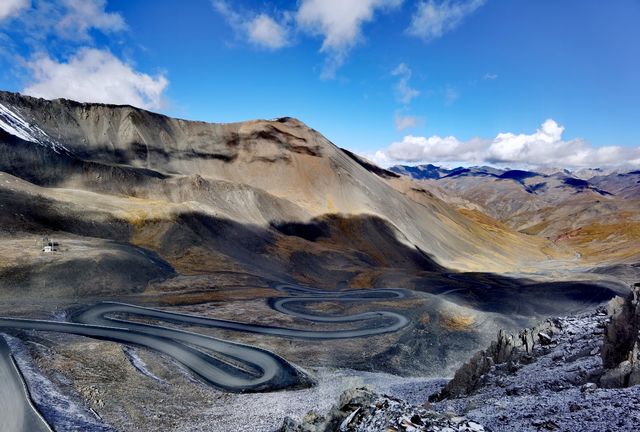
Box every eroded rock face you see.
[426,306,640,431]
[430,319,562,401]
[601,283,640,387]
[431,283,640,400]
[281,387,489,432]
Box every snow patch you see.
[0,103,69,154]
[122,346,167,385]
[0,103,45,143]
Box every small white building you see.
[41,236,58,253]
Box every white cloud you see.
[375,119,640,168]
[212,0,404,78]
[370,149,393,166]
[0,0,29,21]
[395,113,420,131]
[3,1,169,112]
[5,0,126,41]
[23,48,168,110]
[248,14,288,49]
[407,0,485,42]
[212,1,290,50]
[386,134,483,162]
[296,0,403,79]
[392,62,420,104]
[55,0,126,40]
[483,72,497,80]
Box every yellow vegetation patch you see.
[458,208,515,236]
[116,201,175,229]
[349,270,380,288]
[371,298,423,310]
[519,220,551,236]
[154,287,274,306]
[440,313,476,331]
[167,246,243,275]
[326,196,335,212]
[563,220,640,262]
[573,221,640,243]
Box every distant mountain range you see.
[388,163,640,266]
[390,164,634,185]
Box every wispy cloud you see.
[444,85,459,105]
[395,113,421,131]
[296,0,403,79]
[0,0,29,22]
[212,1,290,50]
[247,14,289,49]
[3,0,126,41]
[212,0,404,79]
[392,62,420,104]
[23,48,168,110]
[391,62,421,131]
[373,119,640,168]
[407,0,485,42]
[482,72,498,80]
[56,0,126,40]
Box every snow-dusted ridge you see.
[0,103,69,154]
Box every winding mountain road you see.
[0,338,52,432]
[0,284,410,431]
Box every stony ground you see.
[282,387,488,432]
[288,306,640,432]
[5,306,640,431]
[430,308,640,431]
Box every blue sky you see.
[1,0,639,168]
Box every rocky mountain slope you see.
[428,284,640,431]
[0,91,568,300]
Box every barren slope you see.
[0,91,555,279]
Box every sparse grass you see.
[349,271,379,288]
[458,208,515,236]
[417,313,431,326]
[153,287,274,306]
[439,313,476,331]
[559,220,640,261]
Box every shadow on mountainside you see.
[0,183,620,315]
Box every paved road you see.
[0,284,410,429]
[0,337,52,432]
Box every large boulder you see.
[600,283,640,388]
[281,387,489,432]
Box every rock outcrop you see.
[430,319,562,401]
[600,283,640,387]
[425,288,640,431]
[432,284,640,400]
[281,387,488,432]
